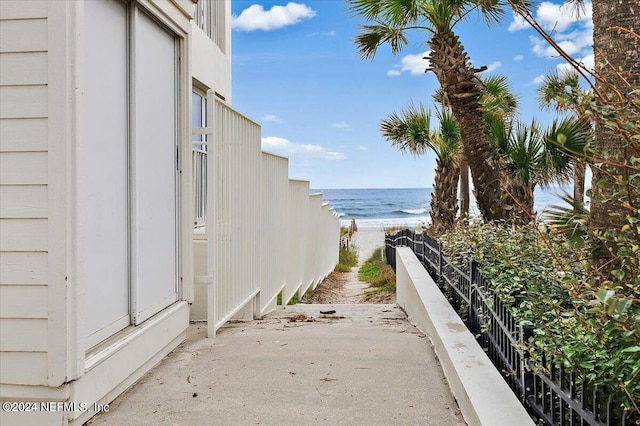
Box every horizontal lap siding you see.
[0,285,48,318]
[0,252,47,284]
[0,18,47,53]
[0,5,50,386]
[0,52,48,86]
[0,352,48,385]
[0,185,48,217]
[0,118,48,151]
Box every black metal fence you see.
[386,229,637,426]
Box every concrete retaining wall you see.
[395,246,534,426]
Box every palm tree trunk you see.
[459,155,470,219]
[589,1,640,267]
[430,158,460,236]
[429,29,516,223]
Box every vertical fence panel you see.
[211,100,261,329]
[259,152,289,313]
[285,180,309,303]
[301,194,322,296]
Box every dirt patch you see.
[304,272,350,304]
[361,291,395,304]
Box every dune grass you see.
[334,243,358,272]
[358,247,395,294]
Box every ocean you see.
[312,187,575,229]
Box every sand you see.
[304,226,393,304]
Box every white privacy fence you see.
[195,97,340,337]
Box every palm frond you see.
[346,0,385,20]
[421,1,460,31]
[434,108,461,161]
[472,0,509,27]
[508,120,543,187]
[537,68,584,113]
[542,191,589,248]
[347,0,421,26]
[381,103,432,156]
[354,24,409,59]
[482,74,519,120]
[432,87,449,107]
[545,116,593,161]
[508,0,536,16]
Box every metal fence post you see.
[438,240,443,283]
[520,320,534,402]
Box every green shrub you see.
[440,221,639,413]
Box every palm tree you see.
[381,103,460,235]
[432,74,520,220]
[487,116,591,219]
[537,69,593,207]
[589,1,639,267]
[349,0,533,223]
[540,0,640,266]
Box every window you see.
[192,89,208,225]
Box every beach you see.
[305,222,390,304]
[350,224,386,263]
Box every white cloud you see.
[356,145,367,151]
[388,51,430,76]
[309,30,336,37]
[232,2,316,32]
[556,53,595,72]
[260,114,282,123]
[508,14,529,32]
[519,1,593,64]
[331,121,351,130]
[508,1,592,33]
[530,26,592,58]
[513,55,524,61]
[532,74,546,85]
[537,1,592,32]
[261,136,346,161]
[485,61,502,73]
[518,1,593,61]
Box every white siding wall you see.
[0,0,50,386]
[2,2,196,425]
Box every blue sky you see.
[230,1,593,189]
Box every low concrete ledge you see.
[395,247,534,426]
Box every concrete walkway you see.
[90,304,465,426]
